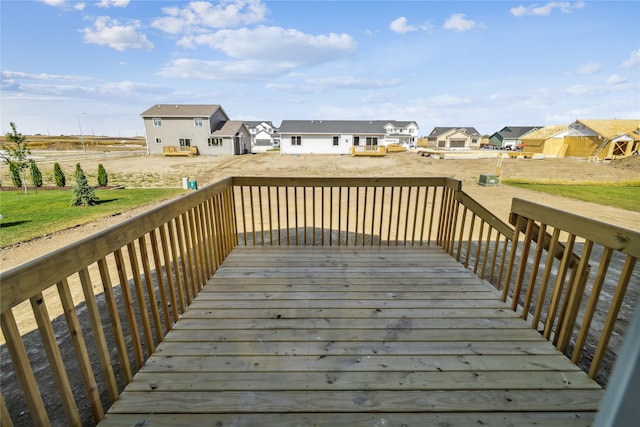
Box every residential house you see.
[520,125,569,157]
[141,104,251,156]
[426,127,482,150]
[489,126,542,149]
[279,120,419,155]
[245,121,279,152]
[563,119,640,159]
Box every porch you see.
[99,245,602,426]
[1,177,638,426]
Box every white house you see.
[278,120,419,155]
[141,104,251,156]
[245,121,279,152]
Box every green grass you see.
[502,179,640,212]
[0,188,187,247]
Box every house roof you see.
[492,126,543,141]
[244,121,274,128]
[428,127,481,138]
[520,124,568,140]
[212,120,247,137]
[576,119,640,139]
[279,120,416,134]
[140,104,223,118]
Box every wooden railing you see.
[1,176,638,425]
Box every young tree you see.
[3,122,30,193]
[97,163,108,187]
[9,162,22,188]
[30,160,43,190]
[53,162,66,187]
[71,163,99,207]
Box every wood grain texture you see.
[98,246,603,426]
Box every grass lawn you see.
[0,188,187,247]
[502,180,640,212]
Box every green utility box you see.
[478,174,499,186]
[188,179,198,190]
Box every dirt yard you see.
[2,150,639,269]
[1,150,639,426]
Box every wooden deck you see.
[99,246,603,426]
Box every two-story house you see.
[245,121,280,152]
[278,120,419,155]
[141,104,251,156]
[426,127,482,150]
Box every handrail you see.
[1,176,637,425]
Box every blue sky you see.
[1,0,638,137]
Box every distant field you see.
[0,134,145,151]
[502,180,640,212]
[0,187,186,247]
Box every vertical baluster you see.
[387,187,395,246]
[113,249,145,366]
[480,226,493,279]
[511,218,536,311]
[258,186,265,246]
[394,186,403,246]
[455,207,468,262]
[268,186,274,245]
[138,235,164,343]
[341,187,346,246]
[543,234,576,340]
[419,186,429,246]
[501,214,524,302]
[428,187,437,246]
[473,220,485,274]
[240,186,248,245]
[1,310,52,427]
[329,187,333,246]
[303,187,308,244]
[125,244,156,354]
[312,187,317,245]
[378,187,386,246]
[1,394,15,427]
[98,258,133,382]
[371,186,377,246]
[521,224,546,320]
[362,187,369,246]
[531,228,561,328]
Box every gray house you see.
[279,120,419,155]
[141,104,251,156]
[489,126,542,149]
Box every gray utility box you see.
[478,174,499,186]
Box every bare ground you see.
[1,150,639,426]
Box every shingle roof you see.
[577,119,640,139]
[279,120,415,134]
[493,126,543,140]
[244,121,274,128]
[520,124,568,140]
[428,127,481,138]
[140,104,222,118]
[212,120,246,137]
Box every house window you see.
[333,136,339,146]
[353,136,360,146]
[291,136,301,146]
[366,137,378,146]
[153,118,162,127]
[179,138,191,147]
[208,137,223,146]
[194,118,203,127]
[155,137,162,144]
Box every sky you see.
[1,0,639,137]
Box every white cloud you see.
[573,62,602,75]
[427,94,472,106]
[1,70,91,81]
[39,0,66,5]
[81,16,154,51]
[510,1,585,17]
[390,17,416,34]
[443,14,477,31]
[181,26,356,65]
[606,74,627,85]
[97,0,130,7]
[152,0,267,34]
[39,0,86,10]
[266,76,401,94]
[622,49,640,68]
[159,58,292,80]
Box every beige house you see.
[141,104,251,156]
[426,127,481,149]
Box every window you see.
[179,138,191,147]
[366,137,378,146]
[208,137,223,146]
[155,137,162,144]
[194,118,203,127]
[353,136,360,146]
[153,118,162,127]
[291,136,301,146]
[333,136,339,146]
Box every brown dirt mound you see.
[609,155,640,171]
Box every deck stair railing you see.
[0,176,638,426]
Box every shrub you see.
[97,163,108,187]
[71,164,99,207]
[54,162,66,187]
[9,162,22,188]
[30,160,43,188]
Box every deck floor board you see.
[99,246,603,426]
